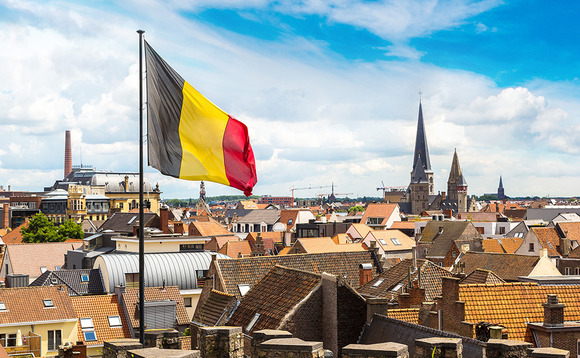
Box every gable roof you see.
[456,212,499,222]
[70,294,132,346]
[291,237,367,254]
[227,265,322,334]
[531,227,561,257]
[557,221,580,244]
[204,235,242,252]
[189,221,233,236]
[214,251,382,300]
[459,283,580,342]
[348,223,374,239]
[99,212,159,234]
[0,286,76,325]
[364,230,415,252]
[387,308,420,324]
[6,242,81,279]
[420,221,481,258]
[236,209,281,225]
[0,223,25,244]
[29,268,105,296]
[357,259,451,302]
[457,252,540,281]
[460,269,505,285]
[278,210,300,232]
[192,289,237,326]
[390,221,416,230]
[482,238,523,254]
[360,203,398,227]
[122,286,189,328]
[218,240,253,258]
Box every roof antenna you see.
[162,279,166,291]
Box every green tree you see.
[22,213,83,243]
[348,205,365,213]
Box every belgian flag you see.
[145,41,257,196]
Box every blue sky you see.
[1,0,580,199]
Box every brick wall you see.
[337,285,367,354]
[281,286,323,343]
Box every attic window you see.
[372,279,384,287]
[81,274,89,282]
[547,242,554,249]
[108,315,122,328]
[128,215,137,224]
[245,313,260,333]
[83,330,97,342]
[379,239,387,246]
[40,266,47,274]
[51,278,58,285]
[43,299,54,308]
[238,284,251,296]
[391,238,402,246]
[391,282,405,292]
[0,303,6,311]
[287,219,293,225]
[80,317,94,329]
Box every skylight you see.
[391,282,405,292]
[80,317,94,329]
[128,215,137,224]
[0,303,6,311]
[108,315,122,328]
[43,299,54,308]
[81,274,89,282]
[238,284,251,296]
[83,330,97,341]
[379,239,387,246]
[391,238,401,246]
[245,313,261,333]
[372,279,384,287]
[40,266,47,273]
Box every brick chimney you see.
[64,130,72,178]
[442,276,461,302]
[160,207,169,234]
[2,203,9,229]
[543,294,565,327]
[560,234,571,256]
[359,263,373,286]
[174,222,184,234]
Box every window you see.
[127,215,137,224]
[184,297,192,307]
[565,267,571,275]
[287,219,293,225]
[0,334,5,347]
[80,317,94,329]
[83,330,97,341]
[575,267,580,275]
[245,313,260,333]
[499,227,506,234]
[391,282,405,292]
[40,266,47,273]
[366,217,382,225]
[379,239,387,246]
[390,238,401,246]
[0,302,6,311]
[529,243,535,252]
[48,330,62,351]
[238,284,251,296]
[81,274,89,282]
[43,299,54,308]
[372,279,384,287]
[108,315,122,328]
[125,273,139,288]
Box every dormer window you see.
[81,274,89,282]
[40,266,48,274]
[81,317,97,341]
[238,284,251,297]
[108,315,122,328]
[43,299,54,308]
[0,303,6,311]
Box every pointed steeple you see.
[448,149,462,183]
[411,153,428,184]
[412,102,432,172]
[499,176,504,189]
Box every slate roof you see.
[29,268,106,296]
[227,265,321,333]
[122,286,190,328]
[419,221,482,258]
[0,286,76,325]
[531,227,561,256]
[457,252,540,281]
[70,294,132,346]
[504,208,526,221]
[412,102,432,171]
[218,240,253,258]
[236,209,281,225]
[99,212,159,234]
[192,289,237,326]
[357,259,451,302]
[459,283,580,342]
[387,308,420,324]
[460,269,505,284]
[5,242,81,279]
[214,251,382,300]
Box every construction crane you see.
[290,185,332,207]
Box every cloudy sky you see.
[1,0,579,200]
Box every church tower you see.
[446,150,468,213]
[498,176,505,200]
[411,102,434,195]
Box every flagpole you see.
[137,29,145,345]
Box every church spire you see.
[499,176,504,189]
[448,149,462,183]
[412,102,432,172]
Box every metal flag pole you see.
[137,29,145,345]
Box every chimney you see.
[283,232,292,247]
[412,246,417,269]
[543,294,565,327]
[560,235,571,256]
[366,298,389,323]
[160,207,169,234]
[442,276,461,302]
[64,130,72,178]
[359,263,373,286]
[441,191,446,200]
[174,222,184,234]
[2,203,9,229]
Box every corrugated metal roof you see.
[97,252,230,292]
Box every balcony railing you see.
[1,331,41,357]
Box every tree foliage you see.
[21,213,83,243]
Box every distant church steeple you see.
[411,101,434,194]
[498,176,505,200]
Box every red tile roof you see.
[70,294,132,346]
[6,242,81,279]
[218,240,252,258]
[460,269,505,285]
[0,286,76,325]
[189,222,232,237]
[387,308,420,324]
[360,203,398,227]
[531,227,560,256]
[459,283,580,342]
